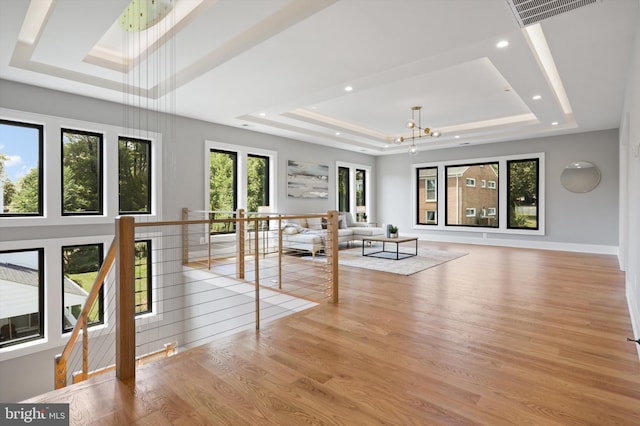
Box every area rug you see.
[336,247,467,276]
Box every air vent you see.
[507,0,600,27]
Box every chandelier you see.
[394,106,441,155]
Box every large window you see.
[507,158,539,230]
[0,248,44,348]
[417,167,438,225]
[446,162,499,228]
[61,129,103,215]
[119,137,151,214]
[209,149,237,234]
[135,240,152,315]
[0,120,43,216]
[62,244,104,332]
[413,153,544,234]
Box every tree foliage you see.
[508,160,538,228]
[62,133,100,213]
[119,139,150,213]
[247,155,267,212]
[11,167,39,212]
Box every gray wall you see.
[620,0,640,359]
[376,129,619,251]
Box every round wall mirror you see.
[561,161,601,193]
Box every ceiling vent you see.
[507,0,600,27]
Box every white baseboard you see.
[409,233,618,255]
[627,279,640,362]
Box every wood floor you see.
[27,242,640,425]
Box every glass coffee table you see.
[361,235,418,260]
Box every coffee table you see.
[362,235,418,260]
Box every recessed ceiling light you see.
[259,112,266,117]
[344,86,353,92]
[532,95,542,100]
[384,144,389,148]
[335,132,341,136]
[496,40,509,48]
[454,135,460,139]
[551,121,559,126]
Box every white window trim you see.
[488,207,497,216]
[488,180,497,189]
[466,177,476,187]
[425,177,437,202]
[411,152,545,236]
[466,208,476,217]
[0,108,163,228]
[204,140,278,214]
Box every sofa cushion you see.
[307,217,323,230]
[351,226,385,237]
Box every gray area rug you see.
[337,247,467,275]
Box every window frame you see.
[119,136,152,215]
[416,166,438,226]
[61,243,104,333]
[0,118,44,217]
[336,162,372,221]
[507,158,540,231]
[61,128,104,216]
[0,247,45,349]
[466,177,476,187]
[204,141,277,234]
[412,152,545,235]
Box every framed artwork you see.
[287,160,329,198]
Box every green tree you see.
[11,167,39,212]
[509,160,538,228]
[63,133,100,212]
[2,179,16,207]
[119,139,150,213]
[210,151,235,233]
[247,155,267,212]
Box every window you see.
[355,169,366,221]
[336,163,371,222]
[0,120,43,216]
[209,149,237,234]
[134,240,152,315]
[413,153,543,234]
[508,158,539,230]
[247,154,269,212]
[416,167,438,225]
[119,137,151,214]
[446,162,499,228]
[62,244,104,332]
[425,210,437,224]
[338,167,350,212]
[0,248,44,348]
[61,129,103,215]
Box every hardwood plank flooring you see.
[27,242,640,425]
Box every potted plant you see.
[388,224,398,238]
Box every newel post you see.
[115,216,136,381]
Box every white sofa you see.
[279,213,385,257]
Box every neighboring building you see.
[446,165,499,227]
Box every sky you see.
[0,122,39,182]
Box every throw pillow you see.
[321,218,327,229]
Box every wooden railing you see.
[54,241,116,389]
[54,210,339,389]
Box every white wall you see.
[621,1,640,358]
[376,129,619,253]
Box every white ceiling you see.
[0,0,637,156]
